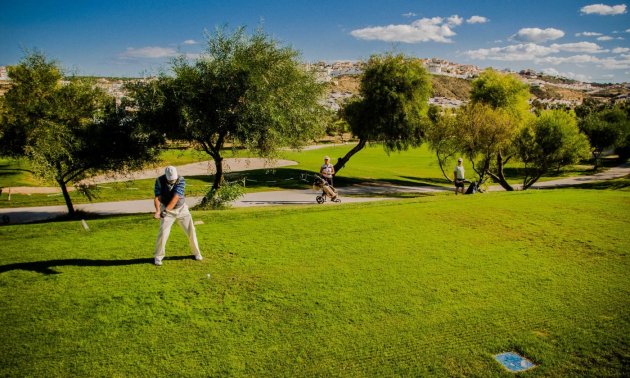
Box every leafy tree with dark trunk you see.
[0,52,160,215]
[461,69,532,190]
[453,103,519,188]
[129,27,326,191]
[426,105,458,182]
[515,110,590,189]
[579,106,629,169]
[334,53,431,173]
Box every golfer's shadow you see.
[0,256,192,275]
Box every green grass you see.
[0,157,43,187]
[1,189,628,376]
[0,148,212,189]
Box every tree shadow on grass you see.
[0,256,193,275]
[569,177,630,190]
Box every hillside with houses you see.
[1,59,629,110]
[315,59,630,111]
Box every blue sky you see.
[1,0,629,82]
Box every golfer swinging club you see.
[153,166,203,266]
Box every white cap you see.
[324,156,330,160]
[165,166,178,181]
[457,158,463,162]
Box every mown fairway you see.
[0,189,628,376]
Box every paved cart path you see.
[0,163,628,225]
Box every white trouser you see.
[154,204,201,261]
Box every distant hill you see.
[430,75,471,100]
[326,74,472,101]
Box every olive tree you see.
[0,52,160,215]
[579,107,629,168]
[425,105,458,182]
[454,103,519,188]
[515,110,590,189]
[129,27,326,191]
[334,53,431,173]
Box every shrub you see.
[196,180,245,210]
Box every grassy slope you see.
[0,189,628,376]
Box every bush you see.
[196,180,245,210]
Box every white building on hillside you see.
[0,66,8,80]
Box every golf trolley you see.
[313,174,341,204]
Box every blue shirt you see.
[154,175,186,207]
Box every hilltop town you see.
[1,58,629,110]
[313,59,630,110]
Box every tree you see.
[0,52,160,215]
[460,69,532,190]
[129,27,326,191]
[425,105,458,182]
[515,110,590,189]
[334,53,431,173]
[579,106,629,168]
[454,103,519,188]
[470,69,531,117]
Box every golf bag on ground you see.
[464,179,486,194]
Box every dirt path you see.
[5,158,297,194]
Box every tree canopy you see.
[428,69,592,191]
[579,106,630,168]
[516,110,590,189]
[129,27,327,191]
[456,69,532,190]
[0,52,160,215]
[335,53,432,173]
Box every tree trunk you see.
[523,171,543,190]
[212,155,223,190]
[436,150,454,183]
[333,139,367,174]
[57,179,75,216]
[494,152,514,191]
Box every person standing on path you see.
[453,158,466,195]
[320,156,335,185]
[153,166,203,266]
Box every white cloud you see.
[580,3,627,15]
[466,41,630,70]
[512,27,565,43]
[447,15,463,26]
[466,15,489,24]
[597,36,614,41]
[402,12,417,18]
[575,31,603,36]
[350,16,460,43]
[602,74,615,77]
[464,42,606,61]
[617,36,625,40]
[464,43,556,61]
[183,39,199,45]
[120,46,177,59]
[599,54,630,69]
[541,67,592,82]
[550,42,608,53]
[537,54,601,65]
[627,28,630,32]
